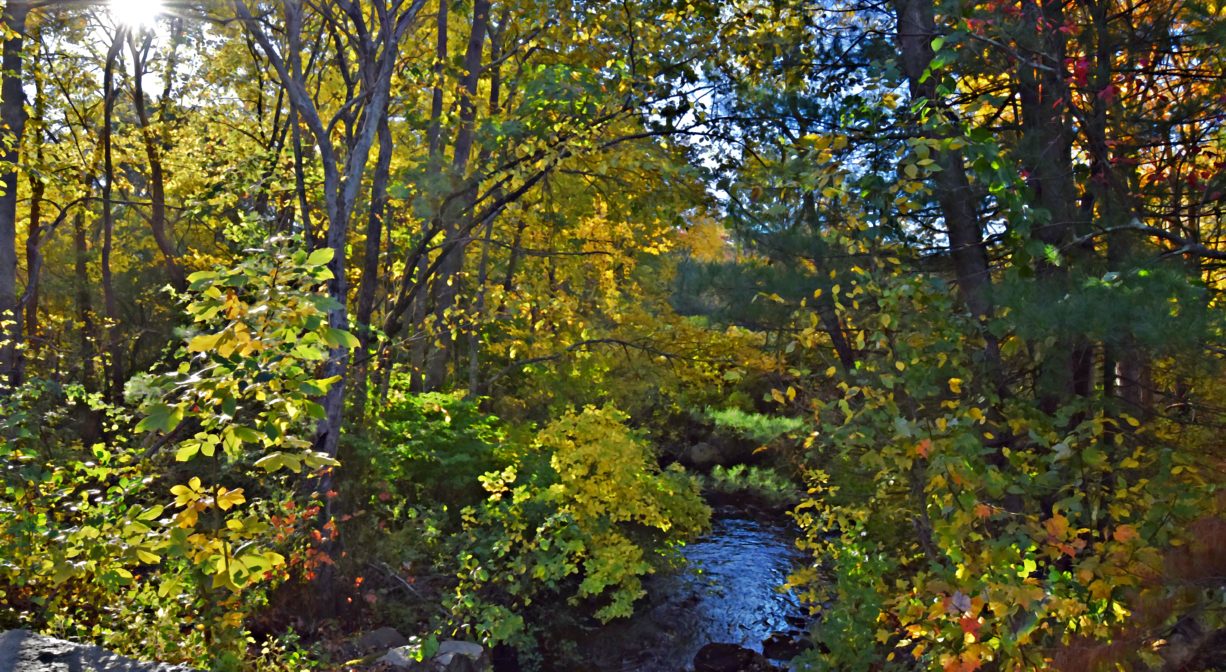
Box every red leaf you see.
[960,616,982,637]
[1072,58,1089,87]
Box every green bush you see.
[450,405,711,644]
[702,464,802,509]
[704,406,804,444]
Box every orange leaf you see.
[1044,514,1069,540]
[916,438,932,458]
[1113,524,1139,543]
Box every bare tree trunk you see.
[408,0,449,392]
[353,119,393,420]
[24,62,45,361]
[425,0,490,390]
[235,0,423,466]
[101,28,126,401]
[465,11,506,394]
[129,30,186,292]
[892,0,1002,382]
[1016,0,1097,411]
[425,0,447,165]
[800,194,856,370]
[74,189,95,392]
[0,1,30,387]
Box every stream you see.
[572,507,810,671]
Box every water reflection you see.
[574,509,807,672]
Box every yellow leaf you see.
[216,487,246,511]
[187,332,224,353]
[948,378,963,394]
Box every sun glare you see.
[109,0,164,29]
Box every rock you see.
[783,615,807,629]
[357,626,408,654]
[761,632,811,660]
[686,442,726,468]
[379,639,490,672]
[435,640,488,672]
[377,646,422,669]
[693,643,779,672]
[0,629,197,672]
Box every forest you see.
[0,0,1224,670]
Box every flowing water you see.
[573,508,809,671]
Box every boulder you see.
[377,647,428,670]
[685,442,727,468]
[693,643,779,672]
[761,632,812,661]
[379,639,490,672]
[434,640,488,672]
[0,629,197,672]
[357,626,408,654]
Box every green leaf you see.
[306,248,334,267]
[136,403,183,433]
[254,452,302,473]
[186,270,217,287]
[322,327,360,349]
[231,426,262,443]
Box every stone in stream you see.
[378,639,490,671]
[761,631,812,660]
[693,643,781,672]
[0,629,197,672]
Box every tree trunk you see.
[1016,0,1097,410]
[353,119,393,420]
[425,0,490,390]
[23,163,42,360]
[408,0,450,392]
[130,32,186,292]
[892,0,1002,382]
[0,1,30,387]
[101,28,126,401]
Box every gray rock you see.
[693,643,779,672]
[357,626,408,654]
[761,632,811,660]
[435,641,488,672]
[0,629,197,672]
[378,639,489,672]
[377,646,424,669]
[686,442,726,468]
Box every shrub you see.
[451,405,710,644]
[702,464,802,510]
